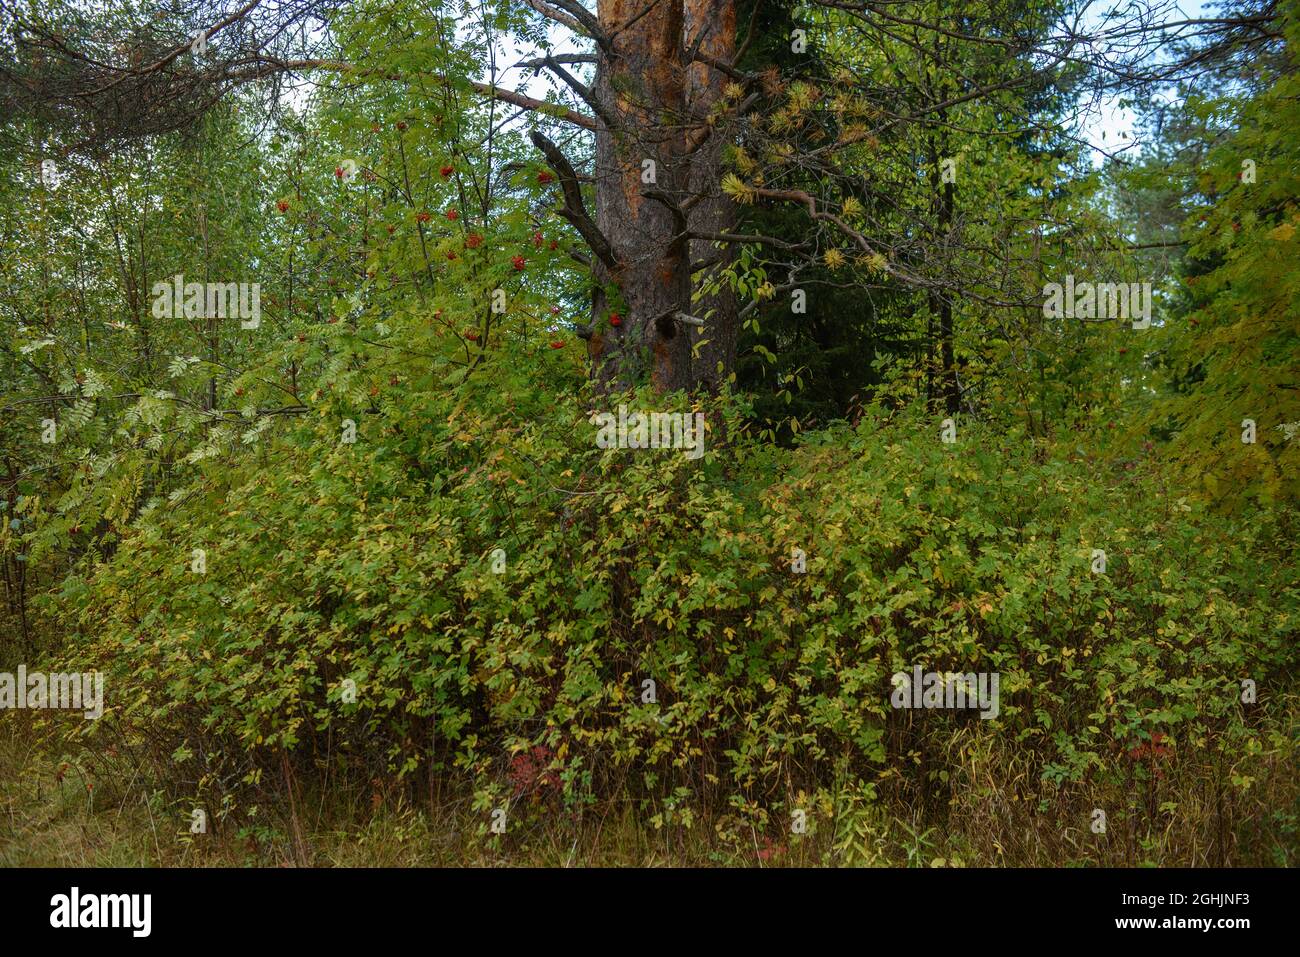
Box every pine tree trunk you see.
[588,0,737,394]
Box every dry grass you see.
[4,708,1295,868]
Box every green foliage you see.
[50,377,1298,848]
[2,0,1297,866]
[1148,8,1300,508]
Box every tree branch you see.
[529,130,619,270]
[225,57,598,131]
[521,0,611,54]
[515,53,598,69]
[531,54,618,129]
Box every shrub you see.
[48,383,1300,860]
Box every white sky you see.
[1073,0,1212,164]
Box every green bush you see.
[49,379,1299,854]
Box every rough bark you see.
[587,0,737,395]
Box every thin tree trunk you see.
[684,0,738,393]
[926,134,958,415]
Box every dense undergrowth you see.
[13,381,1296,866]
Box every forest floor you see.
[4,717,1296,868]
[0,723,829,867]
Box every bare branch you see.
[530,129,619,270]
